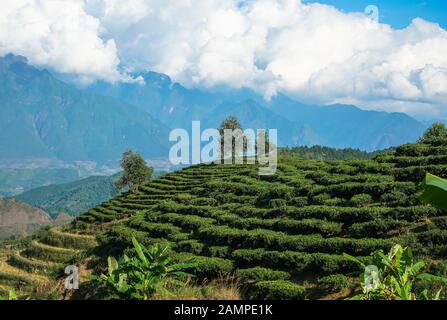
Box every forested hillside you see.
[1,127,446,300]
[15,171,167,219]
[278,146,383,160]
[16,175,119,219]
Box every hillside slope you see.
[0,198,68,239]
[16,175,119,219]
[1,133,446,300]
[15,171,167,219]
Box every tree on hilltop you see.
[218,116,246,161]
[419,122,447,142]
[115,150,153,194]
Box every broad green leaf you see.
[132,237,149,267]
[342,253,365,268]
[108,256,119,275]
[434,289,442,300]
[418,273,447,285]
[420,173,447,211]
[8,290,17,301]
[410,261,425,275]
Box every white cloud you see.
[0,0,131,84]
[1,0,447,118]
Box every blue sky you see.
[304,0,447,29]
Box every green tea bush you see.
[317,274,353,292]
[127,220,182,240]
[380,191,410,207]
[248,280,306,300]
[272,219,342,236]
[175,240,204,255]
[159,213,215,229]
[8,253,62,275]
[175,254,234,279]
[256,184,294,207]
[417,230,447,246]
[288,197,308,207]
[232,249,365,275]
[0,271,34,287]
[350,194,373,207]
[40,229,97,250]
[236,267,290,282]
[348,219,411,238]
[22,243,76,264]
[207,246,231,258]
[97,224,151,250]
[311,193,331,205]
[268,199,287,209]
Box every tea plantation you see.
[1,133,447,300]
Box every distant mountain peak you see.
[2,53,29,64]
[0,53,51,82]
[137,71,172,87]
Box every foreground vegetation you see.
[0,124,447,300]
[345,244,447,300]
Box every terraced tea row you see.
[0,228,97,299]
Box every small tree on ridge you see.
[115,150,153,194]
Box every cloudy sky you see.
[0,0,446,120]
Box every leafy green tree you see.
[87,238,196,300]
[255,129,274,157]
[218,116,245,161]
[115,150,153,194]
[219,116,242,137]
[419,122,447,142]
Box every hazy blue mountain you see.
[202,99,321,147]
[0,54,170,164]
[89,71,427,151]
[266,94,426,151]
[90,72,261,130]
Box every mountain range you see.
[90,69,427,151]
[0,54,168,166]
[0,53,430,168]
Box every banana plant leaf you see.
[420,173,447,211]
